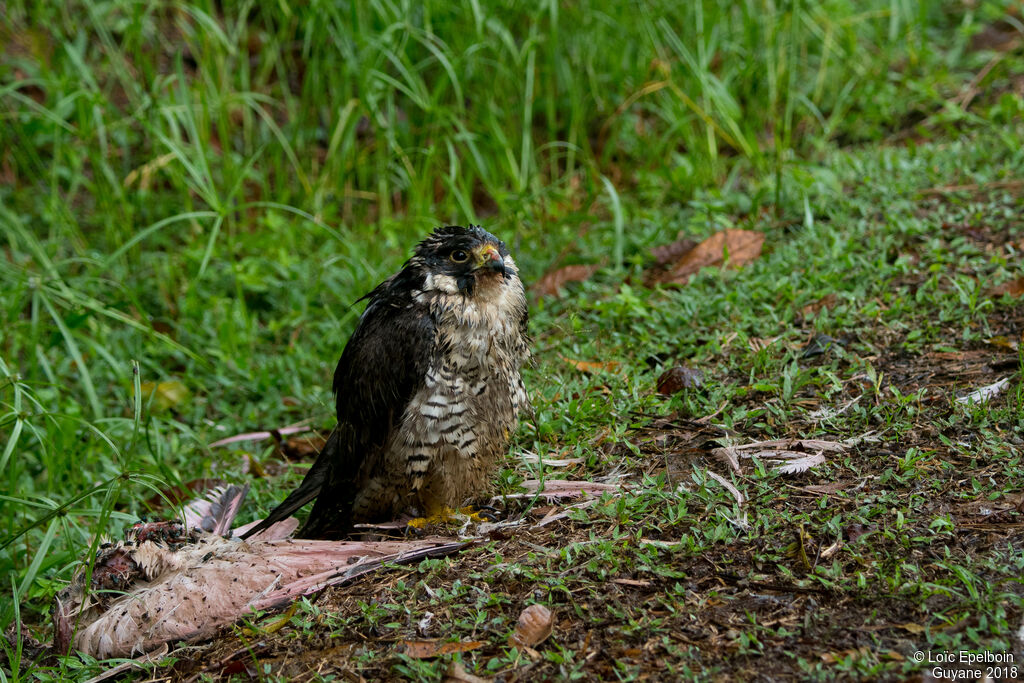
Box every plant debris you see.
[533,264,600,298]
[656,365,704,394]
[508,604,554,648]
[648,229,765,286]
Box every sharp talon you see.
[474,505,502,522]
[459,504,502,523]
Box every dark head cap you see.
[413,225,513,292]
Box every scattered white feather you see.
[956,377,1011,405]
[773,452,827,475]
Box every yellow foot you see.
[406,506,494,530]
[406,507,459,530]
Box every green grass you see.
[2,0,1024,679]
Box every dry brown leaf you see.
[845,523,878,543]
[970,17,1024,52]
[398,640,486,659]
[802,481,852,495]
[445,661,494,683]
[560,355,620,374]
[650,235,698,266]
[509,604,554,648]
[657,229,765,285]
[820,540,844,559]
[533,264,599,297]
[990,276,1024,298]
[656,366,704,395]
[820,647,869,663]
[800,293,838,318]
[278,431,329,461]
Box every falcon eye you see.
[449,249,470,263]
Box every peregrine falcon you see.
[244,226,530,539]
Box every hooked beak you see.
[473,244,507,276]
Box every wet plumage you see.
[244,225,530,539]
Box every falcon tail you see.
[239,428,338,540]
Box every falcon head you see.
[412,225,517,296]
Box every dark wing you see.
[243,272,435,540]
[301,283,435,537]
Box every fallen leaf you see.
[845,523,878,543]
[650,235,698,266]
[398,640,485,659]
[140,380,191,411]
[278,431,329,461]
[655,229,765,285]
[820,646,869,663]
[800,293,837,318]
[561,355,620,374]
[802,481,853,495]
[533,264,599,297]
[217,660,254,678]
[656,366,704,395]
[970,18,1023,52]
[509,604,554,648]
[990,277,1024,298]
[820,540,844,559]
[445,660,494,683]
